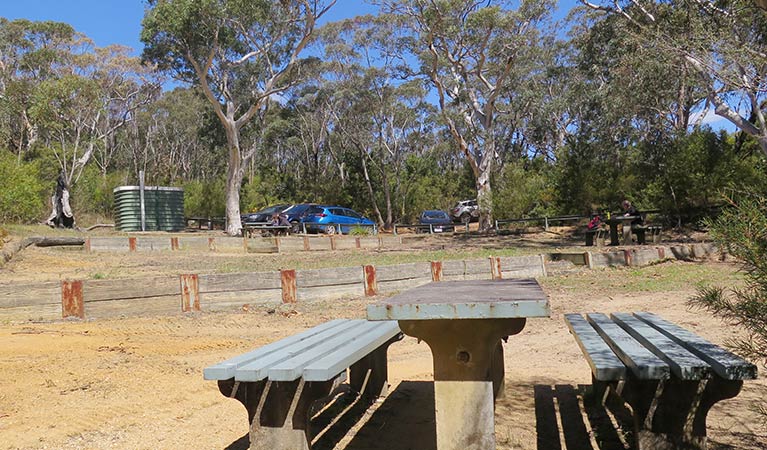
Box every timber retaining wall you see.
[0,242,721,322]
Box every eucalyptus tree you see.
[320,16,433,229]
[123,87,220,183]
[0,19,81,160]
[141,0,336,235]
[29,43,158,186]
[376,0,555,230]
[580,0,767,157]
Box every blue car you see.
[301,205,375,235]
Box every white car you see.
[450,199,479,223]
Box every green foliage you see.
[0,152,45,223]
[492,160,555,219]
[70,167,127,216]
[183,177,226,218]
[689,195,767,394]
[640,130,767,221]
[349,225,371,236]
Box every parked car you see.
[241,204,291,224]
[281,203,318,233]
[418,210,454,233]
[450,199,479,223]
[301,205,375,235]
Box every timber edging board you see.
[0,242,723,322]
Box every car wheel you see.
[460,213,471,224]
[290,222,301,234]
[325,225,336,235]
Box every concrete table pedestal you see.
[400,318,526,450]
[368,279,550,450]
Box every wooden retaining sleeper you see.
[204,319,402,450]
[565,312,757,450]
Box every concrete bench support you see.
[566,312,757,450]
[398,318,526,450]
[204,319,402,450]
[599,376,743,450]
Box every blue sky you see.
[1,0,729,129]
[1,0,380,54]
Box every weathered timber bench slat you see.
[205,319,402,450]
[565,311,757,450]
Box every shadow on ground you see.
[224,381,436,450]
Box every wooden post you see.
[61,280,84,319]
[539,254,548,277]
[431,261,443,282]
[180,274,200,312]
[84,237,91,253]
[624,249,633,267]
[128,237,137,252]
[363,265,378,296]
[303,236,310,251]
[584,252,594,269]
[355,237,361,249]
[281,269,297,303]
[274,237,281,253]
[208,237,216,251]
[243,237,249,253]
[657,247,665,260]
[170,237,179,251]
[490,256,502,280]
[378,235,383,249]
[330,235,337,251]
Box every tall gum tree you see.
[378,0,553,230]
[141,0,335,235]
[580,0,767,158]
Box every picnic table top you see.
[603,215,641,224]
[243,224,290,229]
[367,279,550,321]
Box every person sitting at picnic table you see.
[622,200,644,227]
[270,212,290,227]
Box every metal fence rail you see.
[392,223,469,235]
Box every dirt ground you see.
[1,260,765,449]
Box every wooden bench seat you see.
[205,319,402,450]
[585,227,606,247]
[243,224,291,237]
[632,224,662,244]
[565,312,757,450]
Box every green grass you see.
[216,247,531,273]
[541,261,744,294]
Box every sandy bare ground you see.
[1,258,765,450]
[0,227,761,449]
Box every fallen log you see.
[27,236,85,247]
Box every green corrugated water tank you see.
[114,186,185,232]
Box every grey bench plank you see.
[231,320,366,382]
[634,312,758,380]
[266,321,392,381]
[564,314,627,381]
[611,313,710,380]
[587,313,670,380]
[203,319,349,380]
[303,321,401,381]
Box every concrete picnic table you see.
[603,215,641,245]
[366,279,550,450]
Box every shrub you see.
[349,225,372,236]
[0,153,45,223]
[689,194,767,418]
[183,178,226,218]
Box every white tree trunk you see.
[224,124,244,236]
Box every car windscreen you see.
[423,211,448,219]
[258,204,289,214]
[284,204,311,214]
